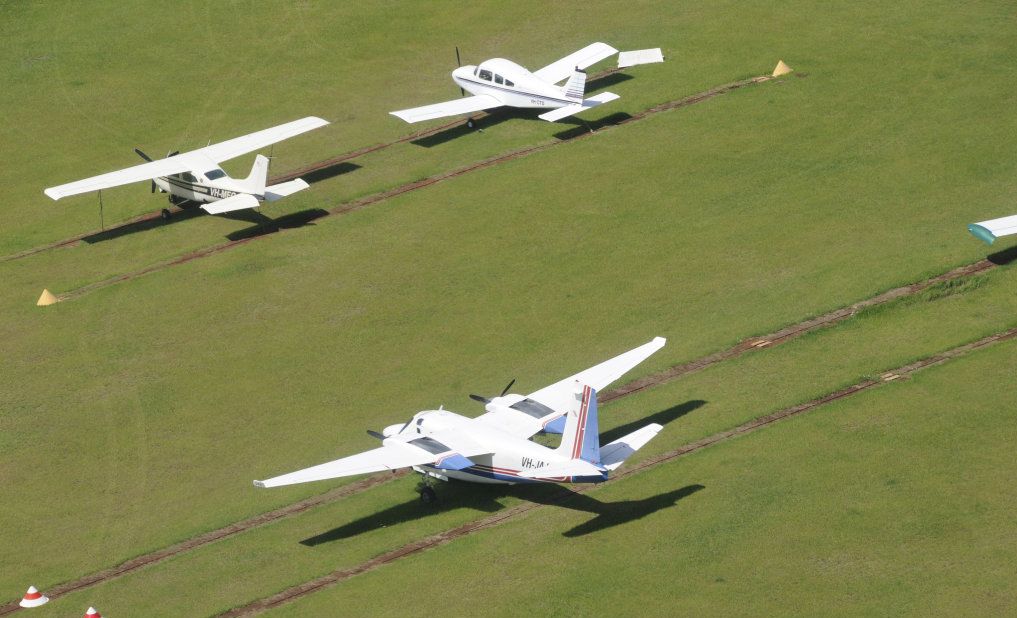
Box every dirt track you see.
[0,70,626,265]
[217,326,1017,616]
[46,73,772,303]
[0,249,1004,614]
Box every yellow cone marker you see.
[37,289,59,306]
[772,60,793,77]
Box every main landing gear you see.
[417,474,438,504]
[163,194,182,220]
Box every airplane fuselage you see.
[153,168,259,205]
[452,60,577,110]
[402,408,607,485]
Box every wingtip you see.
[43,188,61,201]
[968,223,996,245]
[652,336,667,346]
[253,480,267,488]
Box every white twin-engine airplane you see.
[969,212,1017,245]
[44,117,329,217]
[390,42,662,124]
[256,337,667,502]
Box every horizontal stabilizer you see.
[617,48,665,68]
[390,94,500,123]
[969,214,1017,244]
[516,459,606,479]
[200,193,260,214]
[264,178,310,202]
[538,92,619,122]
[600,423,663,471]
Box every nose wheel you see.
[160,208,172,220]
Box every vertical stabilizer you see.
[556,383,601,464]
[563,67,587,102]
[242,154,270,195]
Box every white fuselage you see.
[399,408,605,485]
[153,168,258,205]
[452,59,576,110]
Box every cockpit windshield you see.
[205,169,227,180]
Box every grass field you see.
[275,336,1017,617]
[2,0,1017,615]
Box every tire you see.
[161,208,172,220]
[419,486,437,504]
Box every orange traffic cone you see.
[19,586,49,608]
[84,607,102,618]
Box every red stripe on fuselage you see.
[571,385,591,460]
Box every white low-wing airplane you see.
[256,337,667,502]
[44,116,329,217]
[390,43,662,124]
[969,213,1017,244]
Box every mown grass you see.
[274,337,1017,617]
[31,242,1017,616]
[3,0,1017,613]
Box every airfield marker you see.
[36,289,58,307]
[772,60,793,77]
[18,586,48,608]
[83,607,102,617]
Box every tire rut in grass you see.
[1,253,1007,612]
[217,326,1017,617]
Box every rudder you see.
[556,382,600,464]
[242,154,270,195]
[562,68,586,102]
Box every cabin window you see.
[478,69,492,81]
[505,79,514,87]
[181,172,197,183]
[473,67,479,77]
[494,74,504,85]
[204,169,226,180]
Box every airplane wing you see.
[969,214,1017,244]
[44,155,205,200]
[390,94,501,123]
[255,431,493,488]
[532,42,619,84]
[476,337,666,438]
[198,116,329,163]
[254,444,436,488]
[44,116,329,201]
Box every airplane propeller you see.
[455,46,465,97]
[469,378,515,404]
[134,148,157,192]
[366,430,385,440]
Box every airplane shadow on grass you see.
[81,161,358,244]
[410,72,635,148]
[987,244,1017,266]
[300,399,706,544]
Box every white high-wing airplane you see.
[390,43,662,124]
[44,117,329,218]
[969,213,1017,244]
[256,337,667,502]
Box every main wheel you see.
[160,208,172,220]
[467,119,475,129]
[419,486,437,504]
